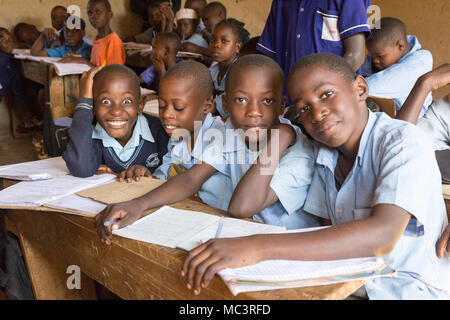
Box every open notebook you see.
[0,157,69,181]
[13,53,91,76]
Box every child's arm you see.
[160,2,175,32]
[182,203,411,294]
[30,29,55,56]
[396,64,450,124]
[95,162,218,244]
[62,67,104,177]
[228,123,296,217]
[58,55,95,67]
[342,33,366,71]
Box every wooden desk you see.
[4,200,364,300]
[126,51,152,69]
[18,59,80,119]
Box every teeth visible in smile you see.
[165,125,177,129]
[108,121,126,127]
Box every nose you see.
[246,100,263,118]
[372,56,380,65]
[310,104,328,123]
[160,105,175,120]
[110,103,123,116]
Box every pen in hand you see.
[214,217,224,238]
[104,218,119,227]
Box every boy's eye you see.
[122,98,133,104]
[320,91,334,99]
[101,98,111,105]
[298,105,310,113]
[234,97,247,104]
[263,98,274,105]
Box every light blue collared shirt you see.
[92,114,154,162]
[153,113,232,211]
[362,35,433,116]
[303,110,450,299]
[183,33,209,48]
[210,60,236,119]
[202,117,321,229]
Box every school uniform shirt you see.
[153,113,232,211]
[62,98,169,178]
[257,0,371,102]
[0,52,29,116]
[417,96,450,151]
[90,32,126,67]
[140,57,183,91]
[303,110,450,299]
[362,35,433,116]
[45,40,92,60]
[183,33,209,48]
[209,58,237,118]
[201,117,322,229]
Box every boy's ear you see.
[354,75,369,102]
[235,42,242,54]
[203,97,215,115]
[138,95,147,114]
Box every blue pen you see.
[214,217,224,238]
[103,218,119,227]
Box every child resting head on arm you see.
[62,64,169,181]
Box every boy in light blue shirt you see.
[181,53,450,299]
[362,17,433,116]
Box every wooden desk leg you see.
[18,234,97,300]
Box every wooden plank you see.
[63,74,80,117]
[18,60,47,86]
[368,96,396,118]
[48,66,68,119]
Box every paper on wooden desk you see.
[76,177,166,204]
[0,157,68,181]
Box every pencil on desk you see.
[215,217,224,238]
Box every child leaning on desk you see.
[62,64,168,181]
[182,53,450,299]
[30,17,92,60]
[95,54,320,244]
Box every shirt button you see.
[337,207,343,214]
[297,34,301,39]
[300,8,304,12]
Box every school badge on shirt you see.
[146,153,160,168]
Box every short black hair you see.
[288,53,357,85]
[88,0,112,12]
[367,17,407,46]
[204,1,227,16]
[93,64,141,100]
[154,32,181,53]
[51,5,67,14]
[239,36,260,57]
[216,18,250,45]
[65,16,87,30]
[13,23,30,41]
[226,54,284,92]
[163,60,213,98]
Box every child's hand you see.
[181,236,263,295]
[80,66,102,99]
[160,2,175,28]
[151,56,166,75]
[118,165,151,183]
[96,164,114,175]
[42,28,57,40]
[436,224,450,259]
[95,199,147,244]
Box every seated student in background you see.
[95,54,320,244]
[13,23,40,49]
[45,5,69,49]
[180,1,227,59]
[152,61,231,208]
[182,53,450,299]
[362,17,433,117]
[210,18,250,119]
[124,1,163,44]
[0,28,37,128]
[185,0,207,33]
[62,0,125,67]
[62,64,168,180]
[31,17,91,60]
[139,32,182,92]
[175,8,209,49]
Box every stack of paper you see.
[112,206,286,249]
[177,51,202,59]
[0,157,69,181]
[0,173,116,207]
[52,62,91,76]
[44,193,107,217]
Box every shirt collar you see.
[92,114,154,150]
[315,110,377,170]
[399,35,421,63]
